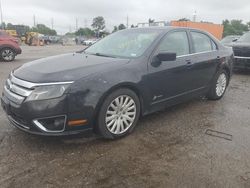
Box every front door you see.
[147,30,197,105]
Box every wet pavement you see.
[0,45,250,188]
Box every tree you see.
[75,27,94,37]
[31,24,57,35]
[118,24,126,30]
[148,18,155,24]
[0,22,6,29]
[178,18,190,21]
[65,32,75,36]
[222,19,249,37]
[247,22,250,29]
[6,23,14,29]
[112,26,118,33]
[92,16,105,31]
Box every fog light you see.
[33,115,66,133]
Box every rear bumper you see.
[234,56,250,70]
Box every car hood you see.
[231,42,250,48]
[13,53,130,83]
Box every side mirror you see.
[151,52,177,67]
[156,52,177,62]
[232,39,238,42]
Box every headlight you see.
[26,84,70,101]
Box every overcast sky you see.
[2,0,250,34]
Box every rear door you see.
[188,31,219,89]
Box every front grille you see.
[234,58,250,68]
[233,47,250,57]
[3,74,33,105]
[8,115,30,130]
[11,112,29,127]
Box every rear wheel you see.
[207,70,229,100]
[1,48,16,62]
[97,88,140,139]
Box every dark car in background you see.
[232,32,250,70]
[1,27,233,139]
[221,35,241,46]
[0,30,22,62]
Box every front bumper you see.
[15,47,22,55]
[1,94,94,136]
[234,56,250,70]
[1,75,95,136]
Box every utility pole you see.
[51,18,54,29]
[193,11,197,22]
[84,19,87,28]
[75,18,78,31]
[0,0,4,29]
[33,14,36,27]
[126,15,129,28]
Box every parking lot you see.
[0,45,250,188]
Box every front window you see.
[238,32,250,43]
[157,31,190,56]
[85,29,161,58]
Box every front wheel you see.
[1,48,16,62]
[207,70,229,100]
[97,88,140,139]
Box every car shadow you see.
[8,96,213,151]
[233,69,250,75]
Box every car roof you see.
[127,26,209,34]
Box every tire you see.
[207,70,229,100]
[97,88,140,139]
[0,48,16,62]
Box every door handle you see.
[186,60,193,67]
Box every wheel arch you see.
[220,63,231,86]
[0,45,17,54]
[92,82,144,131]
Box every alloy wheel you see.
[2,49,15,61]
[216,73,227,97]
[105,95,136,135]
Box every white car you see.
[83,39,98,46]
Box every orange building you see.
[171,21,224,40]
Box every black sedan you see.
[231,32,250,70]
[1,27,234,139]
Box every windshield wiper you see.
[94,53,117,58]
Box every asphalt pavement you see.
[0,45,250,188]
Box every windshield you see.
[238,33,250,43]
[85,29,161,58]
